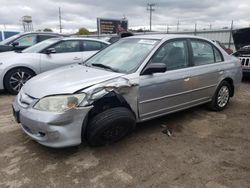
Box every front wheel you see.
[86,107,136,147]
[208,81,231,111]
[4,68,35,94]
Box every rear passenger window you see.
[214,47,223,62]
[38,35,57,42]
[83,41,106,51]
[151,40,188,71]
[191,40,214,65]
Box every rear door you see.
[138,39,193,121]
[40,40,82,72]
[188,39,224,103]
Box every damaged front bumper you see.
[12,93,92,148]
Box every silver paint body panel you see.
[13,34,242,147]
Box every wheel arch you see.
[222,77,234,97]
[81,91,136,140]
[3,66,37,89]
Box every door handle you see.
[73,57,81,60]
[184,77,190,82]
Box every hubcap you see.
[217,86,229,108]
[9,71,32,92]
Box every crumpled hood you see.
[22,64,124,98]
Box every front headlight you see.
[33,93,86,112]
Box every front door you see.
[13,34,37,51]
[138,39,193,121]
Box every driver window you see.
[52,41,80,53]
[14,35,37,47]
[151,40,188,71]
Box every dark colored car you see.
[104,32,134,43]
[214,40,233,55]
[0,32,65,52]
[235,45,250,55]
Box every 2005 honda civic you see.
[12,35,242,148]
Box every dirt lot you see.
[0,79,250,188]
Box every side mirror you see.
[45,48,56,54]
[141,63,167,75]
[11,41,19,47]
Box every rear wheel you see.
[208,81,231,111]
[86,107,136,147]
[4,68,35,94]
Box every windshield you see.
[0,33,21,45]
[85,38,159,73]
[22,38,59,53]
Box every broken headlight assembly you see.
[33,93,86,112]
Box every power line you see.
[147,3,155,31]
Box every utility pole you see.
[59,7,62,33]
[194,22,197,35]
[228,20,234,48]
[177,20,180,32]
[147,3,155,31]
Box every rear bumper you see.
[13,95,92,148]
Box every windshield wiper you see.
[91,63,119,72]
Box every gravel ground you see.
[0,79,250,188]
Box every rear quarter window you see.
[214,47,223,62]
[82,41,107,51]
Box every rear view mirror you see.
[45,48,56,54]
[141,63,167,75]
[11,41,19,47]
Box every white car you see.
[0,37,110,94]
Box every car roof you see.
[59,37,110,44]
[129,34,211,41]
[20,32,67,36]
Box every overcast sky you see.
[0,0,249,33]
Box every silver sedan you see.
[13,34,242,148]
[0,37,109,94]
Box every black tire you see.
[208,81,231,111]
[4,68,35,94]
[86,107,136,147]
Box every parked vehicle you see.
[0,37,110,94]
[232,45,250,77]
[12,35,242,148]
[213,40,233,55]
[0,30,20,42]
[103,32,134,43]
[0,32,65,52]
